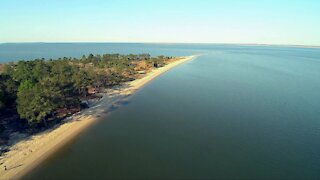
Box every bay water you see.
[1,43,319,179]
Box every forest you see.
[0,53,171,137]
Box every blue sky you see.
[1,0,319,45]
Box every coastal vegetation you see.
[0,53,172,142]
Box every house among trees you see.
[88,87,99,94]
[137,70,146,74]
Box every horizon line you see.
[0,42,319,48]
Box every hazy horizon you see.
[1,42,320,47]
[1,0,320,46]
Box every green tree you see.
[72,69,90,96]
[13,61,34,82]
[17,80,59,126]
[0,89,4,110]
[32,60,50,81]
[3,63,15,76]
[0,74,18,106]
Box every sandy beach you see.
[0,55,195,180]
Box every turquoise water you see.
[3,44,320,179]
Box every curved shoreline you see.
[0,55,196,180]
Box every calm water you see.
[3,44,320,179]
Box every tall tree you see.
[17,80,59,126]
[0,74,18,107]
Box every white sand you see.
[0,55,196,180]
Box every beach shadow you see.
[1,82,137,156]
[7,164,23,171]
[119,99,131,106]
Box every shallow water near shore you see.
[5,44,320,179]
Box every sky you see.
[1,0,320,45]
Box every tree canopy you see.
[0,53,172,128]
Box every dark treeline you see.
[0,53,172,136]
